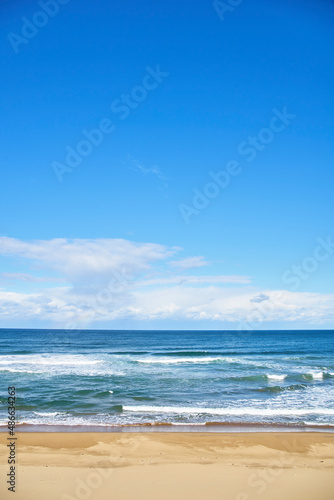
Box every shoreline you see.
[1,431,333,499]
[1,422,334,433]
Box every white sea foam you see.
[0,354,124,376]
[137,356,223,365]
[136,356,276,367]
[171,422,206,426]
[123,405,334,416]
[109,391,114,394]
[308,372,324,380]
[0,365,123,376]
[33,412,63,417]
[3,418,111,427]
[303,421,334,427]
[266,374,287,381]
[0,367,44,374]
[0,355,103,366]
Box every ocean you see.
[1,329,334,430]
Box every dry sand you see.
[1,432,334,500]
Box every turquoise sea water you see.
[1,329,334,429]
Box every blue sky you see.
[0,0,333,329]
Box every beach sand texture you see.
[1,432,334,500]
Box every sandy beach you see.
[0,431,333,500]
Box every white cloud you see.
[126,155,167,184]
[1,285,334,327]
[0,237,333,327]
[169,256,208,269]
[0,272,64,283]
[121,288,334,323]
[0,237,177,286]
[136,275,251,286]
